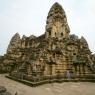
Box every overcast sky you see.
[0,0,95,55]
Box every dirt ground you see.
[0,74,95,95]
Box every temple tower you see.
[45,2,70,39]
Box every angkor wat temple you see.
[0,2,95,85]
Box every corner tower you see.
[45,2,70,39]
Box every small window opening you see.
[61,33,63,37]
[48,30,51,36]
[55,32,56,37]
[73,53,76,55]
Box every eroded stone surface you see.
[0,85,11,95]
[0,2,95,84]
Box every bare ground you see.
[0,74,95,95]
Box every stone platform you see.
[6,75,95,87]
[1,74,95,95]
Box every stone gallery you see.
[0,2,95,85]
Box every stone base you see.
[6,75,95,87]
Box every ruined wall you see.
[0,2,95,81]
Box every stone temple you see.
[0,2,95,86]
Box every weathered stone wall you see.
[45,2,70,39]
[0,2,95,83]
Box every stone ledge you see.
[6,75,95,87]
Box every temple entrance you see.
[73,61,86,79]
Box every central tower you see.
[45,2,70,39]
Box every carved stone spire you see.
[7,33,21,53]
[45,2,70,39]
